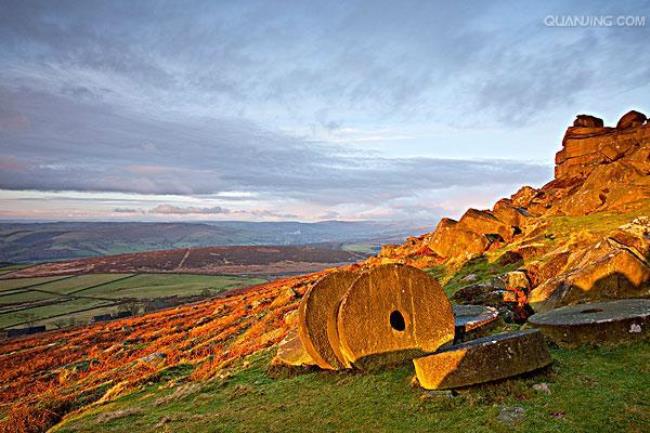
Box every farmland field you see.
[0,273,266,332]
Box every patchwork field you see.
[0,273,266,331]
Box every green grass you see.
[0,274,266,330]
[79,274,267,299]
[427,256,519,298]
[0,276,70,292]
[0,298,116,329]
[54,341,650,433]
[342,242,380,255]
[33,274,135,294]
[547,204,650,239]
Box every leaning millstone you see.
[453,304,500,343]
[528,299,650,348]
[298,270,359,369]
[413,329,552,390]
[337,264,455,368]
[271,329,316,368]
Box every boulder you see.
[427,218,489,260]
[298,270,359,369]
[271,329,316,368]
[573,114,604,128]
[528,299,650,347]
[452,304,499,342]
[337,264,454,368]
[529,247,650,312]
[510,186,539,208]
[616,110,647,129]
[459,209,515,242]
[413,330,552,390]
[555,121,650,180]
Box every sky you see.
[0,0,649,223]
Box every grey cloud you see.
[0,86,552,205]
[2,1,646,126]
[150,205,230,215]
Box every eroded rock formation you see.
[370,111,650,313]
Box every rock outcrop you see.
[370,110,650,314]
[529,217,650,312]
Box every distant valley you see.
[0,220,426,263]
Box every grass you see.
[79,274,267,299]
[0,274,266,330]
[342,242,380,255]
[53,341,650,433]
[0,298,116,329]
[426,256,519,298]
[0,276,71,292]
[31,274,135,294]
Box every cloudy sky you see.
[1,0,648,222]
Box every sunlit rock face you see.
[369,111,650,314]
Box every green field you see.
[53,341,650,433]
[0,273,266,331]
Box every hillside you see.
[5,245,365,279]
[0,221,421,263]
[0,112,648,433]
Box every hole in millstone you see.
[389,310,406,331]
[580,308,604,314]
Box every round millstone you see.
[298,270,359,369]
[453,304,499,341]
[413,329,552,390]
[528,299,650,348]
[337,264,455,368]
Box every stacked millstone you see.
[273,264,553,390]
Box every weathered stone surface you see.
[298,270,359,369]
[573,114,604,128]
[511,186,539,208]
[528,299,650,347]
[616,110,647,130]
[459,209,515,242]
[492,199,531,229]
[427,218,489,260]
[271,329,316,368]
[555,122,650,180]
[529,218,650,312]
[453,304,499,342]
[556,146,650,215]
[413,330,551,390]
[337,264,454,367]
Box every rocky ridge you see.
[369,110,650,314]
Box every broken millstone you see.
[413,329,552,390]
[528,299,650,348]
[453,304,499,342]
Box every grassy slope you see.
[55,341,650,433]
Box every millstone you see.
[413,329,552,390]
[453,304,499,342]
[298,270,359,369]
[337,264,454,368]
[528,299,650,348]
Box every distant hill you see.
[8,245,365,278]
[0,220,425,263]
